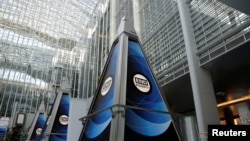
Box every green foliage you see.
[4,127,28,141]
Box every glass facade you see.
[136,0,250,128]
[0,0,250,138]
[0,0,110,117]
[190,0,250,65]
[140,0,188,85]
[137,0,250,86]
[137,0,187,85]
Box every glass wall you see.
[190,0,250,66]
[0,0,109,117]
[136,0,250,86]
[137,0,187,86]
[136,0,250,127]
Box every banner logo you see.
[59,115,68,125]
[36,128,42,135]
[101,77,112,96]
[133,74,151,93]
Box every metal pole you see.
[177,0,220,140]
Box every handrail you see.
[79,104,181,123]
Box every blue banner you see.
[30,113,46,141]
[49,93,70,141]
[79,42,119,141]
[125,39,180,141]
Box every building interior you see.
[0,0,250,140]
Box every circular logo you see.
[101,77,112,96]
[59,115,68,125]
[133,74,151,93]
[36,128,42,135]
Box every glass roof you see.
[0,0,104,46]
[0,0,109,72]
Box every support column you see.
[109,18,129,141]
[132,0,141,36]
[234,90,250,125]
[110,0,117,44]
[177,0,220,140]
[237,103,250,125]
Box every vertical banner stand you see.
[79,17,181,141]
[44,79,71,141]
[26,101,46,141]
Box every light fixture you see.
[217,95,250,108]
[16,113,26,126]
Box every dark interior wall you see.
[218,0,250,16]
